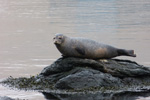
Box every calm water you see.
[0,0,150,100]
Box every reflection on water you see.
[42,91,150,100]
[0,85,44,100]
[0,0,150,100]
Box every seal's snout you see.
[53,37,62,45]
[53,40,57,44]
[53,37,58,44]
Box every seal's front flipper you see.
[75,47,85,55]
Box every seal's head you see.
[53,33,65,45]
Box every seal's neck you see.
[61,36,69,45]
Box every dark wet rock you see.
[40,57,150,78]
[1,57,150,94]
[39,57,150,90]
[55,68,122,89]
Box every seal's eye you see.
[58,37,62,39]
[53,37,55,40]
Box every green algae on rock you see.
[1,76,53,91]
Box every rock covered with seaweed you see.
[1,57,150,94]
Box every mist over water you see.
[0,0,150,100]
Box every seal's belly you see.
[83,47,108,59]
[68,47,109,59]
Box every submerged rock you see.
[1,57,150,93]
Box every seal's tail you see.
[118,49,136,57]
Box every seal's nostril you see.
[53,40,57,44]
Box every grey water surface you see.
[0,0,150,100]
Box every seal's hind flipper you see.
[127,50,136,57]
[75,47,85,55]
[117,49,136,57]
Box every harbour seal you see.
[53,33,136,59]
